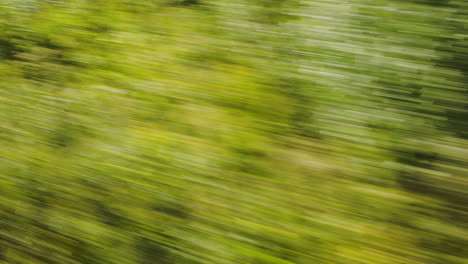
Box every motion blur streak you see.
[1,0,467,263]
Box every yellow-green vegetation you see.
[1,0,467,263]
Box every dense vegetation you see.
[1,0,467,263]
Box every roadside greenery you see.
[1,0,467,263]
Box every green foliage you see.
[1,0,467,264]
